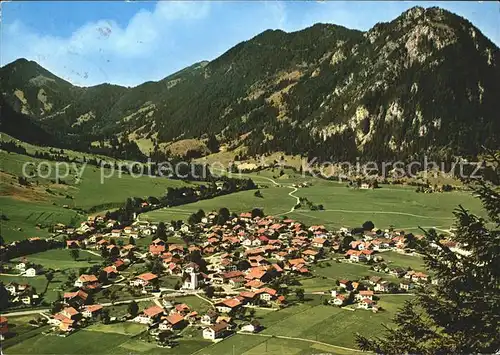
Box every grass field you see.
[86,322,146,336]
[380,251,427,272]
[0,197,83,241]
[2,294,411,354]
[143,167,483,233]
[142,187,296,222]
[0,275,49,293]
[312,261,398,282]
[0,315,51,351]
[5,329,132,354]
[295,276,339,293]
[287,181,483,231]
[0,150,195,242]
[203,294,413,354]
[170,295,213,314]
[1,250,103,303]
[5,327,211,355]
[258,295,413,348]
[201,333,356,355]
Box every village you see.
[0,206,457,350]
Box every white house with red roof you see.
[130,272,158,287]
[134,305,164,324]
[215,298,242,314]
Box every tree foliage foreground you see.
[356,153,500,354]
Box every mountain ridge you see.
[1,6,499,161]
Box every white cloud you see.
[2,1,497,86]
[2,1,212,86]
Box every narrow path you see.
[1,309,50,316]
[281,187,300,215]
[235,332,368,353]
[194,292,214,306]
[81,249,101,257]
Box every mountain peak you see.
[0,7,498,160]
[1,58,72,87]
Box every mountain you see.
[1,6,499,161]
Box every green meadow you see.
[142,186,296,222]
[288,181,483,231]
[11,249,103,270]
[0,150,194,242]
[144,173,482,233]
[0,197,82,241]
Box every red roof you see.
[78,274,98,282]
[103,266,116,274]
[175,303,190,312]
[137,272,158,281]
[218,298,241,308]
[62,307,79,316]
[169,244,185,252]
[63,290,88,300]
[255,287,277,296]
[222,271,245,279]
[245,268,267,280]
[143,305,164,317]
[239,291,256,298]
[114,259,125,267]
[272,264,283,272]
[245,280,264,288]
[289,258,306,266]
[310,225,326,231]
[84,304,103,313]
[312,237,326,244]
[303,249,318,256]
[149,244,166,254]
[258,235,269,242]
[270,223,285,230]
[166,313,185,325]
[345,249,362,256]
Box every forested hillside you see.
[1,6,499,161]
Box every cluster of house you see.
[42,285,107,333]
[64,216,159,249]
[329,282,379,311]
[328,269,432,311]
[48,302,104,333]
[5,206,449,345]
[4,262,40,306]
[130,298,262,342]
[343,237,409,263]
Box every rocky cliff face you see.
[1,6,498,160]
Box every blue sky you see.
[1,1,498,87]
